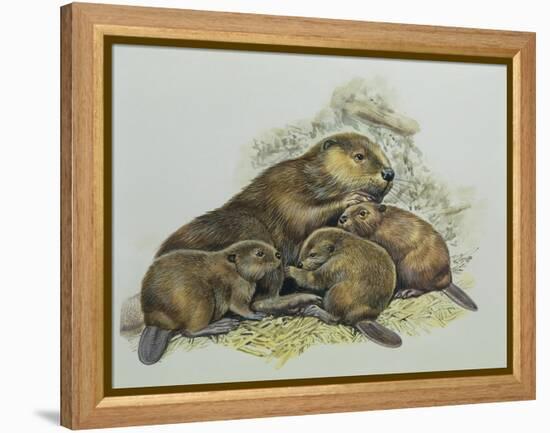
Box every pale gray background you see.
[111,44,507,388]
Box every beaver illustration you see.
[286,228,402,348]
[156,132,395,315]
[138,240,281,365]
[338,203,478,311]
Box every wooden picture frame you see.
[60,2,536,429]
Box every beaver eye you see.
[328,245,335,253]
[256,250,264,257]
[354,153,365,162]
[359,210,368,217]
[309,252,317,258]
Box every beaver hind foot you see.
[442,283,478,312]
[300,305,402,349]
[181,317,242,338]
[355,320,402,348]
[300,304,339,325]
[394,288,425,299]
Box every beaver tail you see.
[138,326,177,365]
[355,320,402,348]
[442,283,478,312]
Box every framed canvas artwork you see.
[60,3,535,429]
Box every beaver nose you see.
[381,167,395,182]
[275,251,281,259]
[297,262,303,269]
[339,215,348,224]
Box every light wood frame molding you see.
[60,2,535,429]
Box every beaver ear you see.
[322,138,338,151]
[378,204,387,213]
[227,254,236,263]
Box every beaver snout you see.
[381,167,395,182]
[339,215,348,225]
[297,262,303,269]
[275,251,281,260]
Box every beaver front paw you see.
[252,293,322,316]
[284,265,300,280]
[286,293,323,310]
[344,192,370,208]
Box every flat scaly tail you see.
[138,326,177,365]
[355,320,402,348]
[442,283,478,312]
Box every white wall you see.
[0,0,545,432]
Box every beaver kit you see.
[338,203,478,311]
[138,240,282,365]
[286,227,402,348]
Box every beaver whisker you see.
[385,183,404,194]
[384,191,407,206]
[393,177,415,184]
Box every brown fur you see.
[141,240,281,332]
[155,132,394,314]
[339,203,454,297]
[286,228,396,325]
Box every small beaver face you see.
[228,240,281,282]
[298,240,336,271]
[338,203,386,238]
[298,228,346,271]
[314,133,394,203]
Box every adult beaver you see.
[157,132,395,314]
[338,203,478,311]
[139,240,281,365]
[286,228,401,348]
